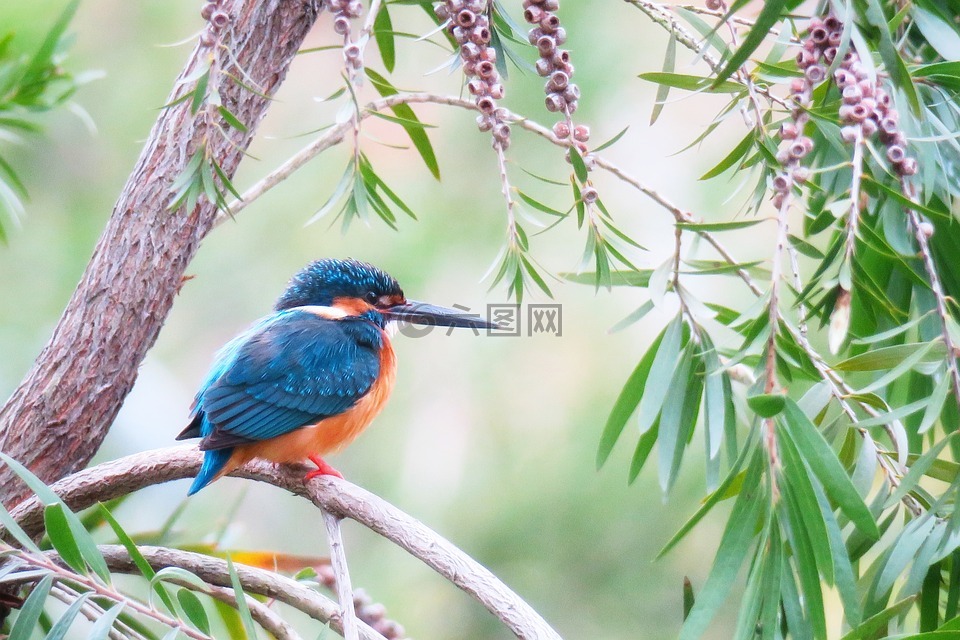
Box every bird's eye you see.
[365,291,379,304]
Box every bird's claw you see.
[305,454,344,480]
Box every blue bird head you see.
[274,258,404,311]
[274,258,498,330]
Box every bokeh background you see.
[0,1,762,637]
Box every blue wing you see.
[181,309,382,451]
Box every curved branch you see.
[0,0,321,507]
[97,544,382,640]
[9,445,563,640]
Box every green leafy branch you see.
[0,0,84,242]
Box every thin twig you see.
[844,125,864,269]
[323,511,360,640]
[905,201,960,412]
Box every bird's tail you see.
[188,447,233,495]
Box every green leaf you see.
[699,131,755,180]
[628,419,659,484]
[217,106,248,133]
[712,0,787,86]
[366,69,440,180]
[680,453,765,640]
[886,434,957,508]
[44,592,90,640]
[839,597,916,640]
[568,145,588,183]
[515,190,565,217]
[597,329,667,469]
[21,0,80,89]
[657,429,758,559]
[675,219,764,232]
[780,401,879,539]
[87,603,125,640]
[591,126,630,153]
[637,316,685,435]
[178,588,211,635]
[747,393,785,418]
[373,2,396,72]
[366,110,436,129]
[227,555,258,640]
[190,69,210,114]
[100,504,178,614]
[639,72,744,94]
[834,341,946,371]
[44,503,85,574]
[650,32,676,125]
[561,269,652,287]
[0,500,42,554]
[9,574,53,640]
[912,7,960,60]
[657,343,697,493]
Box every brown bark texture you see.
[0,0,321,507]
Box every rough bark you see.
[0,0,321,507]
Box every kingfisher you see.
[178,258,495,495]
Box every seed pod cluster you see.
[354,588,406,639]
[315,568,407,639]
[436,0,511,149]
[327,0,365,72]
[521,0,590,154]
[199,1,230,47]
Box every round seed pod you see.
[333,15,351,34]
[810,26,828,44]
[842,84,862,104]
[476,114,493,132]
[772,174,790,192]
[563,84,580,102]
[779,122,799,140]
[919,220,934,237]
[545,93,564,112]
[861,117,877,137]
[553,121,570,138]
[540,14,561,33]
[772,192,786,209]
[535,58,553,76]
[488,82,504,99]
[792,166,810,183]
[554,27,567,46]
[477,60,496,79]
[898,157,918,176]
[435,4,450,20]
[470,26,491,45]
[493,122,511,142]
[840,125,859,143]
[344,44,361,60]
[210,10,230,29]
[789,140,810,159]
[456,10,476,28]
[524,6,544,23]
[581,186,598,204]
[543,0,559,9]
[345,0,363,18]
[824,15,841,31]
[886,144,906,164]
[805,64,826,84]
[477,96,496,114]
[550,70,569,90]
[537,35,556,56]
[201,2,217,20]
[573,124,590,142]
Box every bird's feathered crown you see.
[274,258,403,311]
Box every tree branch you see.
[8,445,563,640]
[0,0,321,507]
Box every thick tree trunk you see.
[0,0,321,507]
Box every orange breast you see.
[222,333,397,475]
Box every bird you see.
[177,258,496,495]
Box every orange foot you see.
[305,454,344,481]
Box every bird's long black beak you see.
[382,300,498,329]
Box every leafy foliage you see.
[0,0,83,242]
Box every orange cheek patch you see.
[332,297,374,316]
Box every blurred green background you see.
[0,1,763,638]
